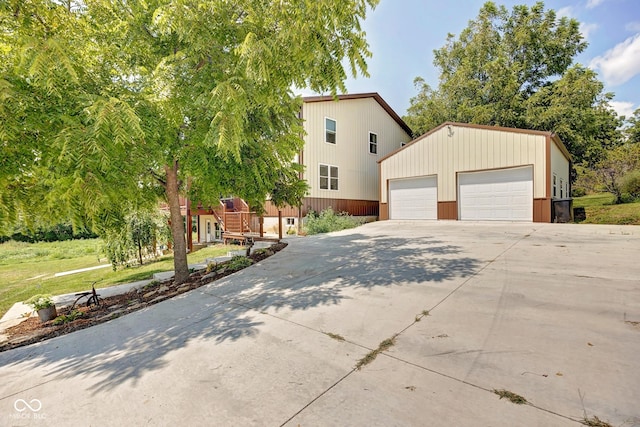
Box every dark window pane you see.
[330,178,338,190]
[326,131,336,144]
[320,164,328,177]
[369,143,377,154]
[320,177,328,189]
[330,166,338,178]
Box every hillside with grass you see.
[573,193,640,225]
[0,240,240,318]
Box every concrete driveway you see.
[1,221,639,426]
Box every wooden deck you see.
[222,232,280,245]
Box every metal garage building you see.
[378,122,571,222]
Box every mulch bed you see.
[0,242,287,353]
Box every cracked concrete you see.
[0,221,639,426]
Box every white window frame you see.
[553,174,557,198]
[319,163,339,191]
[560,178,564,198]
[286,218,295,226]
[325,117,336,144]
[368,132,378,154]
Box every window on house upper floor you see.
[325,118,336,144]
[369,132,377,154]
[553,174,557,198]
[319,164,338,190]
[560,178,564,198]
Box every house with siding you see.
[261,93,414,231]
[183,93,413,245]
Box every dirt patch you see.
[0,242,287,353]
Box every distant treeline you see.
[0,224,98,244]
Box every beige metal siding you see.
[303,98,412,201]
[550,141,570,198]
[380,124,547,203]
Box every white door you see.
[389,176,438,220]
[206,220,212,242]
[458,166,533,221]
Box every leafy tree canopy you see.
[626,108,640,144]
[404,1,622,167]
[0,0,378,283]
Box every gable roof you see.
[378,121,572,163]
[302,93,413,136]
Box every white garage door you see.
[458,167,533,221]
[389,176,437,220]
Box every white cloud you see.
[557,6,573,18]
[590,34,640,86]
[586,0,606,9]
[610,101,636,118]
[626,22,640,32]
[579,22,599,40]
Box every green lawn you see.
[573,193,640,225]
[0,239,240,318]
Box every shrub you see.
[53,310,83,325]
[303,207,364,235]
[227,256,253,271]
[572,187,587,198]
[622,170,640,201]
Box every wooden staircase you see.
[214,198,253,235]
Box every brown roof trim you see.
[551,134,572,161]
[378,121,572,163]
[302,93,413,136]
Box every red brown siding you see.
[264,198,378,217]
[437,201,458,220]
[263,201,300,217]
[379,203,388,220]
[533,198,551,222]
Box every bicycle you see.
[70,281,103,311]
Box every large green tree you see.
[0,0,378,283]
[404,1,622,166]
[626,108,640,144]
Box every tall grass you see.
[0,239,240,318]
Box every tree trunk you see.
[165,161,190,284]
[137,240,143,266]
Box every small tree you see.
[102,210,169,269]
[596,144,640,204]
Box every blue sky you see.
[308,0,640,121]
